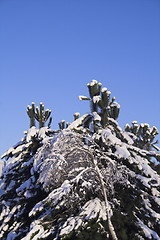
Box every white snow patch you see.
[68,114,90,130]
[0,160,5,176]
[89,79,98,86]
[26,127,38,142]
[137,218,160,239]
[1,147,14,159]
[101,87,107,93]
[123,132,134,145]
[29,180,72,217]
[101,129,121,145]
[60,198,106,237]
[93,112,101,122]
[60,217,83,236]
[12,142,32,155]
[93,95,101,103]
[21,223,44,240]
[80,198,107,221]
[115,144,130,159]
[38,127,49,139]
[110,102,120,109]
[79,95,90,101]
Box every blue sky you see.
[0,0,160,157]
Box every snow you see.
[68,113,90,130]
[152,188,160,197]
[0,160,4,176]
[93,112,101,122]
[101,129,121,145]
[137,218,160,239]
[110,101,120,109]
[1,109,160,239]
[3,206,18,223]
[38,127,49,139]
[26,127,38,142]
[6,230,19,240]
[0,204,10,221]
[89,79,98,86]
[79,95,90,101]
[11,142,31,155]
[115,144,130,159]
[29,180,72,218]
[80,198,107,221]
[49,180,71,201]
[21,223,45,240]
[141,195,160,222]
[60,198,107,237]
[74,112,80,117]
[144,123,150,128]
[101,87,107,93]
[123,132,134,145]
[132,121,138,125]
[60,216,82,236]
[29,201,44,217]
[131,153,160,188]
[93,95,101,103]
[1,147,14,159]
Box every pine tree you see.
[0,82,160,240]
[79,80,120,130]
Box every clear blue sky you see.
[0,0,160,157]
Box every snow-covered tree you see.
[79,80,120,130]
[27,102,52,129]
[0,81,160,240]
[125,121,159,151]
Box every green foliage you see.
[79,80,120,129]
[125,121,159,151]
[1,80,160,240]
[61,218,109,240]
[58,120,69,130]
[74,112,80,121]
[58,113,80,130]
[27,102,36,128]
[27,102,52,129]
[35,102,52,128]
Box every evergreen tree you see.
[0,82,160,240]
